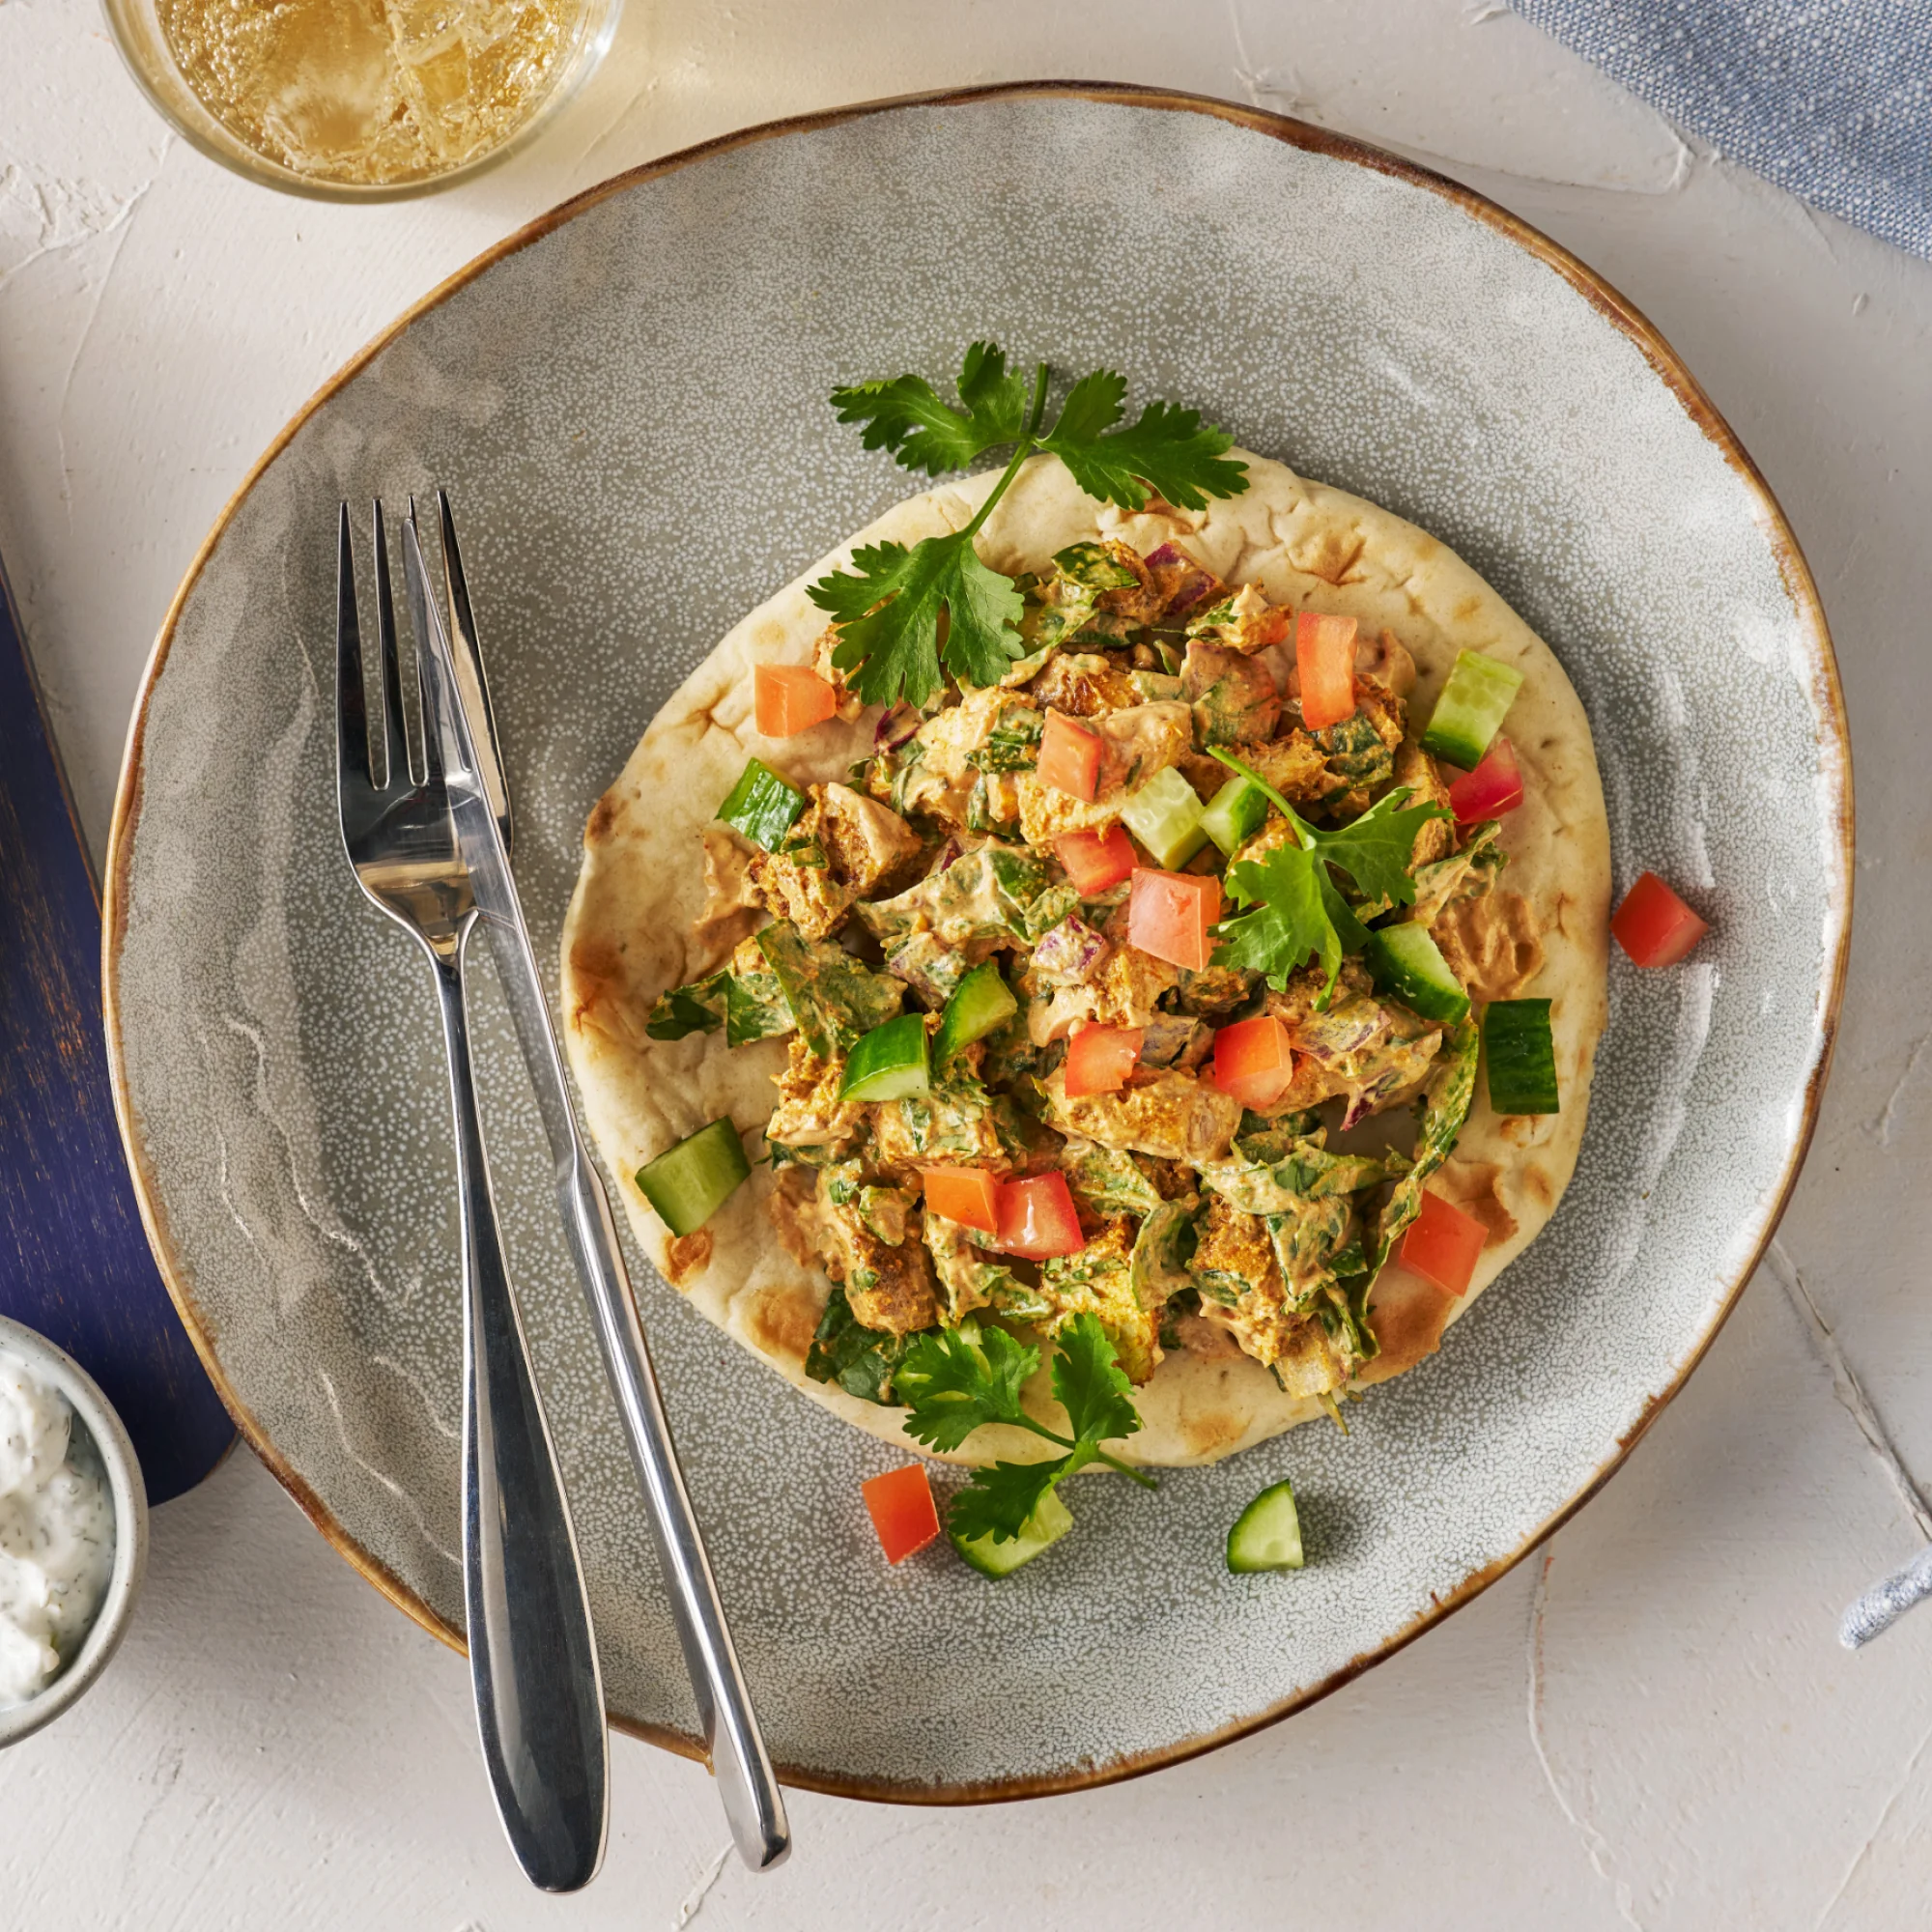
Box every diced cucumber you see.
[1200,776,1269,857]
[1121,766,1208,868]
[1419,650,1523,769]
[635,1118,750,1236]
[934,961,1018,1063]
[719,757,808,850]
[1363,921,1471,1026]
[838,1012,931,1103]
[1484,997,1559,1115]
[952,1487,1075,1577]
[1227,1479,1303,1573]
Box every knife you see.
[402,512,790,1873]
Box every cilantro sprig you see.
[895,1313,1156,1544]
[1209,749,1448,997]
[808,343,1249,707]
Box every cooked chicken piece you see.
[923,1215,1037,1324]
[764,1036,867,1151]
[1234,730,1333,808]
[1434,888,1545,1003]
[813,782,924,897]
[1028,651,1141,718]
[1304,674,1406,816]
[873,1077,1010,1172]
[1259,980,1442,1123]
[1028,906,1179,1044]
[1182,640,1281,748]
[897,688,1039,825]
[1016,701,1193,843]
[1191,582,1291,653]
[690,825,763,972]
[810,626,867,721]
[814,1168,939,1337]
[1039,1219,1162,1385]
[746,826,853,942]
[1171,962,1255,1018]
[1044,1065,1241,1165]
[1394,743,1456,868]
[1188,1196,1347,1388]
[1360,627,1416,696]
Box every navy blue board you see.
[0,550,234,1502]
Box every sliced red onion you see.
[1144,542,1185,569]
[1032,915,1110,985]
[1293,1003,1388,1065]
[875,702,922,751]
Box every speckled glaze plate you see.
[102,85,1851,1801]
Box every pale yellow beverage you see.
[156,0,584,187]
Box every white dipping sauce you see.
[0,1351,116,1708]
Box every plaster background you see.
[3,1,1928,1925]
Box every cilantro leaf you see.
[1049,1313,1143,1447]
[895,1321,1037,1453]
[1304,787,1449,913]
[829,341,1030,477]
[807,533,1026,706]
[947,1457,1066,1544]
[1214,840,1341,992]
[1041,387,1249,512]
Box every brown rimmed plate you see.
[102,83,1850,1801]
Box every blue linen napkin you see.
[1511,0,1932,259]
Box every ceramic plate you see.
[103,85,1850,1800]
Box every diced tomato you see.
[862,1463,941,1565]
[1611,871,1711,967]
[1294,611,1358,730]
[753,663,838,737]
[1401,1189,1488,1297]
[1211,1015,1294,1109]
[1127,868,1223,973]
[923,1165,1000,1236]
[1065,1024,1144,1098]
[1037,711,1102,802]
[994,1173,1086,1261]
[1446,735,1524,822]
[1054,824,1137,895]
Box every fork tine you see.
[400,510,446,789]
[371,500,412,788]
[336,503,374,793]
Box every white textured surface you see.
[0,0,1927,1923]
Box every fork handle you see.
[434,936,609,1892]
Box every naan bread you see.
[560,453,1610,1467]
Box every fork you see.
[335,501,608,1892]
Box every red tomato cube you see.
[1294,611,1358,730]
[862,1463,941,1565]
[994,1173,1086,1260]
[1446,736,1524,823]
[1212,1015,1294,1109]
[1127,869,1223,972]
[922,1166,1000,1236]
[1611,871,1711,967]
[753,663,838,737]
[1401,1188,1488,1297]
[1054,824,1138,895]
[1064,1024,1144,1098]
[1037,711,1103,802]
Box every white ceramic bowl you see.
[0,1316,150,1748]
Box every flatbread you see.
[560,453,1610,1467]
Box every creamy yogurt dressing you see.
[0,1350,116,1708]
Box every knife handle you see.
[556,1144,790,1871]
